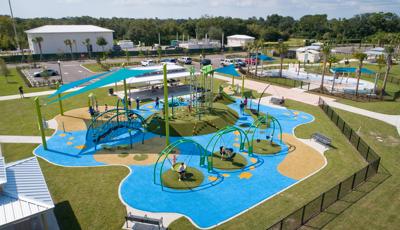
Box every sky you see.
[1,0,399,19]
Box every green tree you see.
[64,39,73,60]
[327,55,337,70]
[254,39,264,77]
[245,42,254,75]
[320,43,331,90]
[380,46,395,99]
[275,40,288,78]
[352,52,367,96]
[31,36,43,61]
[82,38,91,58]
[0,58,10,83]
[96,36,108,53]
[157,46,162,62]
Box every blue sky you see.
[1,0,399,19]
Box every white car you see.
[220,58,234,66]
[178,57,192,65]
[141,59,155,66]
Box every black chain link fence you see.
[266,98,381,230]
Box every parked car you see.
[141,59,155,66]
[200,58,211,66]
[245,57,259,65]
[178,57,192,65]
[220,58,234,66]
[165,46,177,50]
[233,58,246,67]
[160,58,177,63]
[33,69,58,77]
[112,45,122,52]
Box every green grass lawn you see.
[336,99,400,115]
[324,109,400,229]
[81,63,108,73]
[0,68,51,96]
[0,143,128,230]
[169,99,366,229]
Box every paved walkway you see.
[0,135,50,144]
[215,74,400,135]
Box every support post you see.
[163,64,170,146]
[35,97,47,150]
[56,82,64,116]
[241,73,245,98]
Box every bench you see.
[125,214,164,230]
[312,133,332,146]
[270,97,285,105]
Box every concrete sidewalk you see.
[0,135,50,144]
[215,74,400,135]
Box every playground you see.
[32,63,327,228]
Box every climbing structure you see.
[86,109,146,149]
[205,126,252,172]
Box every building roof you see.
[0,157,6,186]
[227,35,255,40]
[0,157,54,227]
[25,25,114,34]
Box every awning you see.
[48,71,111,98]
[47,68,154,104]
[258,54,274,61]
[214,64,241,77]
[330,67,375,75]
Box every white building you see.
[117,40,135,50]
[364,47,386,62]
[26,25,114,55]
[178,38,221,50]
[296,45,322,63]
[0,156,58,230]
[226,35,255,47]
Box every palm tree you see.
[82,38,92,58]
[96,37,108,53]
[31,36,43,61]
[381,46,395,99]
[320,43,331,91]
[353,52,367,96]
[328,55,338,92]
[254,39,264,78]
[245,42,254,76]
[275,39,288,78]
[64,39,73,60]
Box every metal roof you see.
[25,25,114,33]
[0,157,6,186]
[227,34,255,39]
[0,157,54,226]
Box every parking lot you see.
[21,52,247,86]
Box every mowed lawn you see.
[323,109,400,230]
[1,143,128,230]
[169,99,366,230]
[0,68,52,96]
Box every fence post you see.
[348,128,353,141]
[320,193,325,212]
[351,173,357,189]
[364,164,370,181]
[301,206,306,224]
[337,182,342,201]
[308,82,310,91]
[336,114,340,125]
[365,146,370,161]
[356,137,361,150]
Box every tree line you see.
[0,12,400,51]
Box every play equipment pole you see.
[163,64,170,146]
[56,82,64,116]
[241,73,245,98]
[34,97,47,150]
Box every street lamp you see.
[57,60,63,84]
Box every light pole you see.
[8,0,20,51]
[57,60,63,84]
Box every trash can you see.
[109,88,114,95]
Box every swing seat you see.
[256,139,261,143]
[222,152,237,161]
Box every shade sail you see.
[258,54,275,61]
[47,68,154,104]
[214,64,241,77]
[330,67,375,75]
[48,71,111,98]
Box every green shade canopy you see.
[214,64,241,77]
[47,68,154,104]
[48,71,111,98]
[258,54,275,61]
